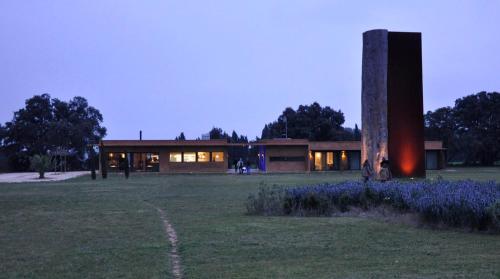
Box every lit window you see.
[211,152,224,162]
[169,152,182,162]
[183,152,196,162]
[147,153,159,164]
[197,152,209,162]
[150,154,159,163]
[327,152,334,165]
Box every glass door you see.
[314,152,323,171]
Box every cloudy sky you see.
[1,1,499,139]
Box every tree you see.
[0,124,5,145]
[175,132,186,140]
[353,124,361,141]
[424,107,458,160]
[30,154,52,179]
[424,91,500,165]
[453,92,500,165]
[261,102,347,141]
[231,131,238,143]
[100,151,108,179]
[208,127,229,140]
[1,94,107,171]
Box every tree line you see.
[1,91,499,171]
[424,91,500,165]
[0,94,106,171]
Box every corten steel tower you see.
[361,29,425,178]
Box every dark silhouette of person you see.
[361,159,373,183]
[379,157,392,182]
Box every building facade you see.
[100,139,446,174]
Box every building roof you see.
[309,141,361,150]
[101,139,228,147]
[253,138,309,146]
[424,141,445,150]
[101,139,445,150]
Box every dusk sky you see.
[1,1,499,140]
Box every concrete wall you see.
[361,29,389,175]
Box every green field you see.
[1,168,500,278]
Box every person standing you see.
[237,158,244,174]
[361,159,373,183]
[379,157,392,182]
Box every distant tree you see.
[353,124,361,141]
[175,132,186,140]
[0,124,5,145]
[425,91,500,165]
[424,107,458,160]
[261,125,270,139]
[1,94,106,171]
[238,135,248,143]
[30,154,52,179]
[209,127,229,140]
[453,92,500,165]
[261,102,347,141]
[231,131,239,143]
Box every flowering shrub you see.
[246,180,500,231]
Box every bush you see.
[487,200,500,231]
[30,154,52,179]
[246,186,285,216]
[247,180,500,231]
[338,193,350,212]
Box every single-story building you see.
[100,139,228,173]
[100,139,446,173]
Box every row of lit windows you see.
[169,152,224,163]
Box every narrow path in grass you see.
[146,202,183,279]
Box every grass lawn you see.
[1,168,500,278]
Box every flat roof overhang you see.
[101,139,229,147]
[100,139,445,150]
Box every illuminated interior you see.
[327,152,334,169]
[107,152,160,172]
[211,152,224,162]
[169,152,182,162]
[314,152,323,171]
[169,151,225,163]
[131,153,159,172]
[108,152,118,168]
[197,152,210,162]
[183,152,196,162]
